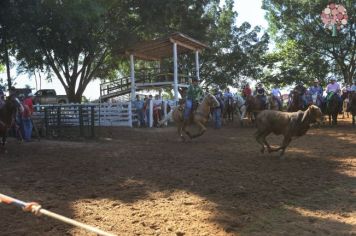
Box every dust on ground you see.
[0,118,355,235]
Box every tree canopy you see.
[0,0,270,100]
[262,0,356,86]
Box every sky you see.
[2,0,268,100]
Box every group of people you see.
[133,94,167,128]
[0,87,35,142]
[183,77,356,129]
[132,76,356,129]
[291,77,356,112]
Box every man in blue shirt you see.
[133,95,145,127]
[309,79,323,106]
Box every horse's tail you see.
[157,109,174,127]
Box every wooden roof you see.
[126,32,208,61]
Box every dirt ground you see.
[0,117,355,236]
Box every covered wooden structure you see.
[100,32,208,101]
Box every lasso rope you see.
[0,193,117,236]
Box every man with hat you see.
[293,81,307,109]
[309,79,323,106]
[326,76,342,112]
[213,87,224,129]
[184,77,203,123]
[254,83,267,109]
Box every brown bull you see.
[255,105,323,157]
[159,93,219,141]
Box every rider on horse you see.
[242,83,252,98]
[254,83,267,109]
[325,77,342,112]
[223,87,233,101]
[271,84,282,110]
[348,79,356,111]
[293,81,307,109]
[309,79,323,106]
[184,77,204,124]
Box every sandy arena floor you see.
[0,118,355,235]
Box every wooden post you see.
[195,51,200,81]
[173,43,178,101]
[149,99,153,128]
[130,54,135,100]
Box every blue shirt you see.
[309,85,323,96]
[133,100,144,110]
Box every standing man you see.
[213,89,224,129]
[223,87,233,101]
[351,80,356,93]
[22,93,34,141]
[133,95,145,127]
[145,95,153,127]
[184,77,203,123]
[271,85,283,110]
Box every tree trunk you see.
[66,88,82,104]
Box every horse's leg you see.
[189,121,206,138]
[177,124,185,141]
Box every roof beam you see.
[169,38,201,52]
[125,51,160,61]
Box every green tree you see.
[262,0,356,85]
[1,0,218,102]
[174,0,270,89]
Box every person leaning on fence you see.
[184,77,204,124]
[21,93,34,141]
[133,95,145,127]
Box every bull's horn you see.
[301,107,310,123]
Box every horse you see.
[160,93,219,141]
[0,97,24,151]
[222,96,234,122]
[287,90,305,112]
[349,93,356,126]
[322,92,340,125]
[245,95,267,122]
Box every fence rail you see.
[31,100,176,138]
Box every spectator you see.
[145,95,153,127]
[271,85,283,110]
[133,95,145,127]
[21,93,34,141]
[213,89,224,129]
[242,84,252,98]
[350,80,356,92]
